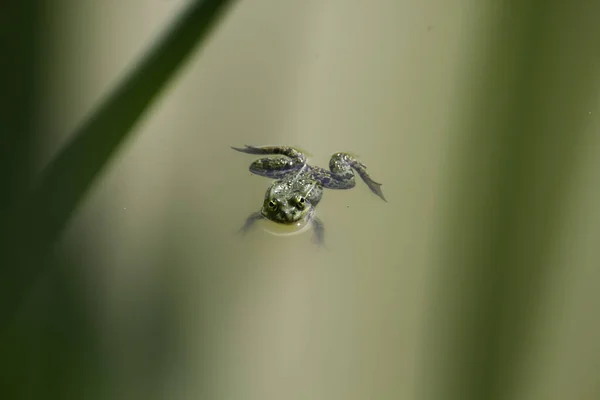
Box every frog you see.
[232,145,386,245]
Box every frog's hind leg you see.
[232,145,306,178]
[322,152,387,202]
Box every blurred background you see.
[1,0,599,399]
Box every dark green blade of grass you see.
[0,1,37,217]
[33,0,237,242]
[0,0,237,327]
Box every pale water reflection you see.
[31,0,600,399]
[259,218,313,238]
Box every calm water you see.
[32,1,600,399]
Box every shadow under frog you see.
[232,145,386,246]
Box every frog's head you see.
[260,183,314,224]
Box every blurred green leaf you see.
[32,0,237,243]
[0,0,237,327]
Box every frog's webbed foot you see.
[231,145,268,155]
[237,211,264,236]
[322,152,387,202]
[356,171,387,202]
[232,145,306,179]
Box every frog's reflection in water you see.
[258,217,312,238]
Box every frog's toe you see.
[311,234,327,248]
[359,173,386,202]
[368,180,387,202]
[231,145,256,154]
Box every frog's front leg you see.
[232,145,306,179]
[238,211,264,235]
[315,153,387,202]
[310,216,325,247]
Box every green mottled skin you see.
[232,145,386,245]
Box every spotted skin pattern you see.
[232,145,386,245]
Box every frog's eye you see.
[268,200,278,209]
[297,196,306,208]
